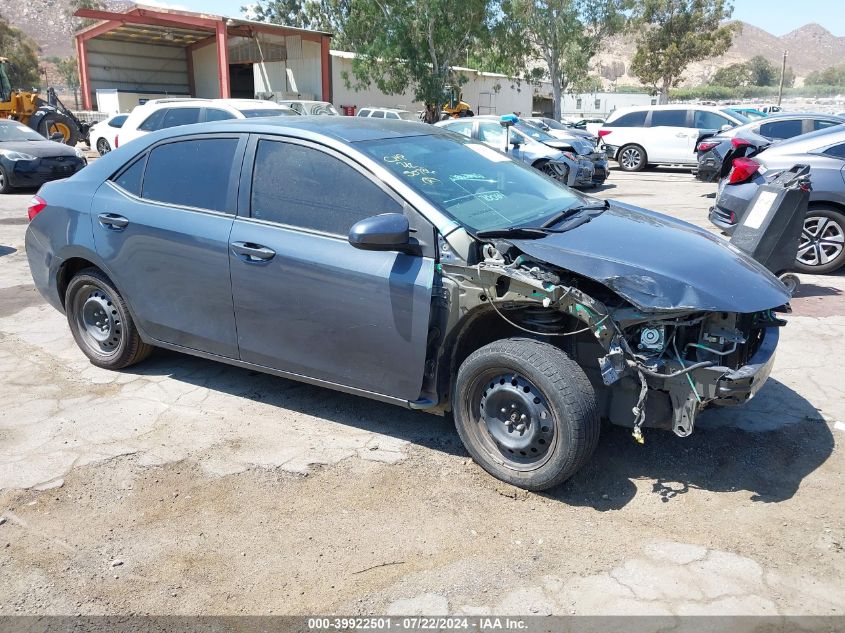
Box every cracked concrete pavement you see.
[0,167,843,616]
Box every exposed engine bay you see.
[430,235,789,441]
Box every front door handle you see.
[231,241,276,262]
[676,132,689,138]
[98,213,129,230]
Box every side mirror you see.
[49,132,65,142]
[720,124,732,132]
[348,213,410,252]
[556,143,575,153]
[510,136,523,147]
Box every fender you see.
[26,106,58,135]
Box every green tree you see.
[340,0,504,123]
[711,62,752,87]
[631,0,738,103]
[746,55,776,86]
[248,0,351,44]
[0,13,40,89]
[805,65,845,87]
[56,57,81,109]
[505,0,628,120]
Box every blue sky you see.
[160,0,845,37]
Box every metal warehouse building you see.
[73,4,332,111]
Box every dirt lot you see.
[0,166,843,616]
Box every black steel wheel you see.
[453,338,599,491]
[65,268,152,369]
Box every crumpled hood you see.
[511,201,790,313]
[0,140,79,158]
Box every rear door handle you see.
[231,241,276,262]
[98,213,129,230]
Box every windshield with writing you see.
[355,133,580,232]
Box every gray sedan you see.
[711,124,845,274]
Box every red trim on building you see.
[215,20,230,98]
[321,36,331,102]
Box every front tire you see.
[39,112,80,146]
[453,338,599,491]
[65,268,153,369]
[0,165,12,194]
[794,207,845,274]
[617,144,647,171]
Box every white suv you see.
[599,105,747,171]
[355,107,418,121]
[115,98,298,148]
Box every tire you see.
[95,137,111,155]
[794,207,845,274]
[65,268,153,369]
[39,112,80,146]
[453,338,600,491]
[0,165,12,194]
[617,144,647,171]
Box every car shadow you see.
[588,182,616,193]
[545,378,833,509]
[0,245,17,257]
[130,351,832,508]
[792,282,842,299]
[130,349,466,457]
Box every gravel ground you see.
[0,164,843,616]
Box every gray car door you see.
[228,136,435,402]
[91,134,245,358]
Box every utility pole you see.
[777,50,788,106]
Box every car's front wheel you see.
[453,338,599,491]
[794,207,845,274]
[0,165,12,194]
[65,268,153,369]
[617,144,647,171]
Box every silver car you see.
[712,124,845,274]
[436,116,594,188]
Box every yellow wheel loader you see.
[0,58,89,145]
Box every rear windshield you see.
[355,133,580,232]
[397,111,417,121]
[238,108,298,118]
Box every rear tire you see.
[617,144,647,171]
[453,338,599,491]
[65,268,153,369]
[95,137,111,155]
[39,112,80,146]
[794,207,845,274]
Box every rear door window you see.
[160,107,201,129]
[609,110,647,127]
[138,109,167,131]
[693,110,733,130]
[205,108,236,122]
[250,140,402,235]
[370,110,385,118]
[822,143,845,159]
[112,155,146,196]
[813,119,840,131]
[386,112,399,119]
[759,119,803,139]
[651,109,690,127]
[141,137,239,212]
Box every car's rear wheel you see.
[617,144,647,171]
[96,137,111,155]
[65,268,153,369]
[794,207,845,274]
[453,338,599,491]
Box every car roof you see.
[154,116,441,143]
[361,107,411,112]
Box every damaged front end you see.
[432,216,789,440]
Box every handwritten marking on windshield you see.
[383,154,440,185]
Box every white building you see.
[533,88,655,120]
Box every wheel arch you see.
[807,199,845,215]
